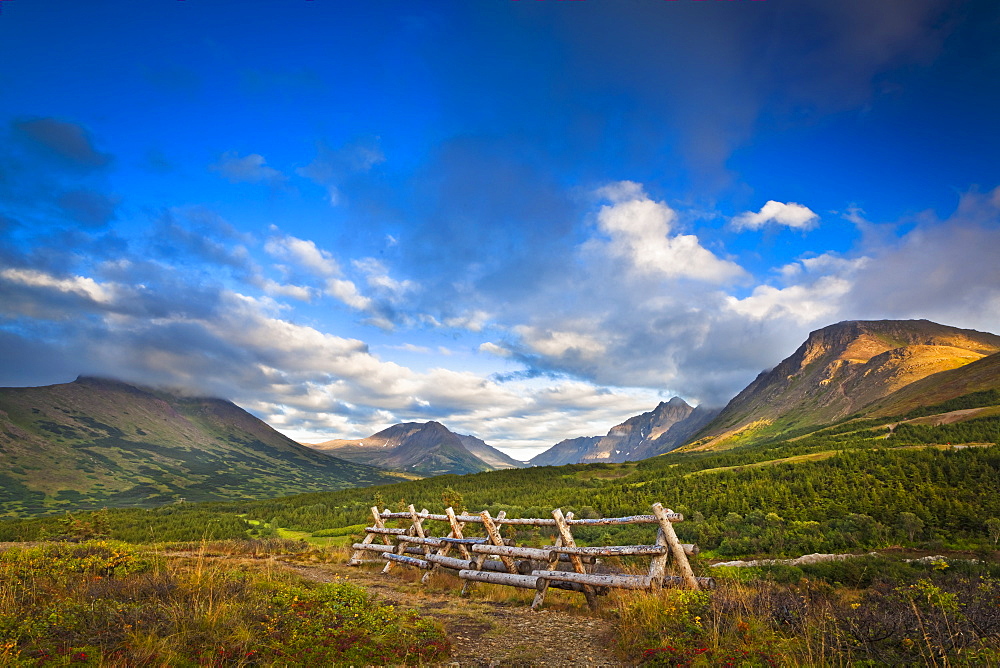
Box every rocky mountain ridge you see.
[688,319,1000,450]
[529,397,719,465]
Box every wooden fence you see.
[348,503,714,610]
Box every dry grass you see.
[0,540,450,666]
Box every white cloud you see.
[0,268,114,304]
[732,200,819,231]
[726,275,853,324]
[258,279,314,301]
[352,257,415,300]
[264,234,340,277]
[479,341,512,357]
[588,182,745,282]
[324,278,373,311]
[513,325,607,360]
[389,343,432,354]
[442,310,490,332]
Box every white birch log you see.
[652,502,699,590]
[480,510,518,573]
[365,527,410,535]
[383,552,433,569]
[350,506,399,565]
[551,545,668,557]
[470,544,556,561]
[458,570,545,590]
[424,554,475,571]
[445,506,471,559]
[532,570,655,590]
[552,508,599,610]
[396,535,446,547]
[378,511,682,525]
[352,543,425,556]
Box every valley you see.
[2,318,1000,665]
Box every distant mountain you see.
[456,434,525,470]
[687,319,1000,450]
[529,397,719,465]
[309,421,524,476]
[0,377,402,517]
[529,436,601,467]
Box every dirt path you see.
[279,559,626,667]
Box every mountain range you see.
[0,377,402,516]
[2,318,998,516]
[528,397,718,465]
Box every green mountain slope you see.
[0,377,402,516]
[869,350,1000,418]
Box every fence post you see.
[349,506,392,566]
[481,510,518,573]
[651,503,698,590]
[552,508,599,610]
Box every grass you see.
[683,451,839,478]
[0,540,450,666]
[609,556,1000,666]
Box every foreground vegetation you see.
[614,555,1000,666]
[0,540,449,666]
[4,538,999,666]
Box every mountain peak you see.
[691,319,1000,449]
[310,420,521,476]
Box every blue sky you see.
[2,0,999,458]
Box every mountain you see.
[0,377,402,516]
[869,349,1000,417]
[456,434,525,470]
[687,319,1000,450]
[529,436,601,467]
[309,421,524,476]
[529,397,719,465]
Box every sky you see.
[2,0,999,459]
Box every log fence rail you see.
[348,502,713,610]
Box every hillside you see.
[309,421,520,476]
[870,350,1000,417]
[456,434,525,469]
[529,436,601,466]
[0,377,401,516]
[529,397,719,465]
[687,319,1000,450]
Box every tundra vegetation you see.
[2,395,999,665]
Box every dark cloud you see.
[510,0,956,183]
[296,138,384,205]
[11,117,112,169]
[210,152,286,186]
[149,208,254,273]
[0,329,83,388]
[398,135,582,303]
[57,189,118,227]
